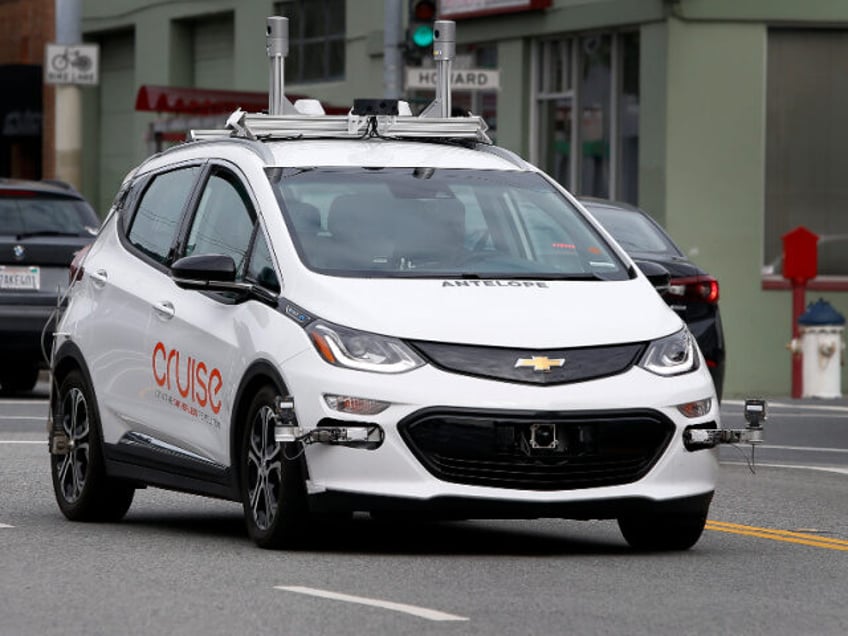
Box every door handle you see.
[90,269,108,288]
[153,301,175,320]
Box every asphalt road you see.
[1,379,846,635]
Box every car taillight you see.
[666,275,719,304]
[69,244,92,284]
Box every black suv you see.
[0,179,99,393]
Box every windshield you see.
[269,167,630,281]
[586,204,682,258]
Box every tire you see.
[618,510,708,551]
[240,385,309,549]
[0,365,40,395]
[50,370,135,522]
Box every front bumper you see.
[309,490,715,521]
[278,348,720,513]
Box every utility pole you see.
[383,0,404,99]
[54,0,83,188]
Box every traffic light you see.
[407,0,436,62]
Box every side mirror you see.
[171,254,238,290]
[634,260,671,294]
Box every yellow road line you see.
[706,520,848,551]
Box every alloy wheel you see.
[246,405,283,530]
[56,387,90,504]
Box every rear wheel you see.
[240,385,308,549]
[50,370,135,521]
[617,510,708,551]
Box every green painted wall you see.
[664,19,772,397]
[661,16,848,397]
[494,38,527,157]
[637,21,668,227]
[675,0,848,22]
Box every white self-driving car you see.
[48,19,723,552]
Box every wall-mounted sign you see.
[406,67,500,91]
[44,44,99,86]
[439,0,551,20]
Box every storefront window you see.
[579,35,611,198]
[618,31,640,204]
[274,0,345,83]
[765,29,848,277]
[533,31,639,204]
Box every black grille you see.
[400,409,674,491]
[408,340,645,385]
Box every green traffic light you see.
[412,24,434,48]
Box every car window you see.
[269,167,629,280]
[184,172,255,279]
[0,195,99,236]
[128,166,201,264]
[246,231,280,292]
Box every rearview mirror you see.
[172,253,236,281]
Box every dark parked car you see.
[580,198,725,400]
[0,179,99,393]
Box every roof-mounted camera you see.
[352,99,400,117]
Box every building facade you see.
[78,0,848,398]
[0,0,55,180]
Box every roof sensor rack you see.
[189,17,491,144]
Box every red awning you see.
[135,85,347,115]
[135,85,266,114]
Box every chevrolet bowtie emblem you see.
[514,356,565,373]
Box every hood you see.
[288,273,683,349]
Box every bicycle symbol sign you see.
[45,43,99,85]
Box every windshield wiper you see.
[448,272,607,281]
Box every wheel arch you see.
[51,341,97,422]
[230,359,289,492]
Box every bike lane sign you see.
[45,43,99,85]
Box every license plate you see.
[0,265,40,290]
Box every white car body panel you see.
[285,273,679,347]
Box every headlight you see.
[306,320,425,373]
[638,328,699,376]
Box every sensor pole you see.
[420,20,455,118]
[433,20,455,117]
[266,16,290,115]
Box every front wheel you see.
[617,511,708,551]
[240,385,308,549]
[50,370,135,521]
